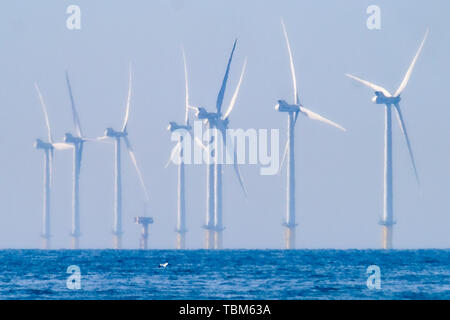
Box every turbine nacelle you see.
[372,91,401,105]
[34,138,53,150]
[167,121,192,132]
[275,100,300,113]
[194,107,218,121]
[104,127,127,138]
[64,133,83,144]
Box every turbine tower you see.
[99,65,150,249]
[346,29,428,249]
[166,49,192,249]
[34,83,72,249]
[63,71,90,249]
[276,20,346,249]
[190,40,247,249]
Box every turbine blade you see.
[123,136,150,201]
[221,129,247,198]
[394,103,420,185]
[95,136,113,145]
[278,111,299,175]
[394,29,429,97]
[223,58,247,120]
[182,48,190,125]
[65,71,83,138]
[49,149,54,188]
[278,138,289,175]
[34,83,53,143]
[293,110,299,125]
[194,136,208,151]
[77,142,84,173]
[52,142,73,150]
[299,106,346,131]
[345,74,392,97]
[216,39,237,114]
[232,147,248,198]
[122,63,133,132]
[165,141,182,168]
[281,19,298,104]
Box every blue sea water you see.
[0,249,448,300]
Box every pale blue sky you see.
[0,0,448,249]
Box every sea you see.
[0,249,448,300]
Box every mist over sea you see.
[0,249,448,299]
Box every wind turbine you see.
[166,49,194,249]
[166,49,211,249]
[34,83,72,249]
[346,29,428,249]
[190,40,248,249]
[63,71,91,249]
[99,65,150,249]
[275,20,346,249]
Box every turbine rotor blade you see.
[232,147,248,199]
[299,106,346,131]
[123,136,150,201]
[52,142,74,150]
[281,19,298,104]
[222,129,248,198]
[393,103,420,185]
[165,141,182,168]
[278,138,289,175]
[122,63,133,132]
[95,136,113,145]
[34,83,53,143]
[49,149,54,188]
[223,58,247,120]
[194,136,208,151]
[278,110,300,175]
[216,39,237,114]
[77,142,84,173]
[293,110,299,125]
[182,48,190,125]
[345,74,392,97]
[65,71,83,138]
[394,29,429,97]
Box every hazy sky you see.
[0,0,449,249]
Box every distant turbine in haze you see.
[63,71,93,249]
[346,29,428,249]
[276,20,346,249]
[190,39,248,249]
[166,49,196,249]
[34,83,72,249]
[98,64,150,249]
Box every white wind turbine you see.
[166,49,193,249]
[99,65,150,249]
[62,71,93,249]
[346,29,428,249]
[166,49,210,249]
[189,39,248,249]
[275,20,346,249]
[34,83,72,249]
